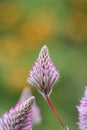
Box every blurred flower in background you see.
[65,0,87,43]
[16,10,58,49]
[6,65,29,91]
[0,35,22,63]
[70,0,87,12]
[0,1,58,91]
[65,10,87,43]
[0,2,22,29]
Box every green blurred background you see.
[0,0,87,130]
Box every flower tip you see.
[40,45,49,53]
[28,96,35,104]
[42,45,48,49]
[22,96,35,110]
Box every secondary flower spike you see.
[28,45,59,97]
[17,87,42,125]
[0,96,35,130]
[28,45,69,130]
[77,86,87,130]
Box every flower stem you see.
[45,95,65,129]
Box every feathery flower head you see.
[28,45,59,97]
[77,86,87,130]
[0,96,35,130]
[27,45,69,130]
[17,87,42,125]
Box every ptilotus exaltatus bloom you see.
[28,45,69,130]
[0,95,35,130]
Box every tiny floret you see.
[27,45,59,97]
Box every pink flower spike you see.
[77,86,87,130]
[17,87,42,125]
[27,45,59,97]
[0,96,35,130]
[28,45,68,129]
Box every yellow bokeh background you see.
[0,0,87,130]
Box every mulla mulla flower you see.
[27,45,69,130]
[0,96,35,130]
[77,86,87,130]
[28,45,59,97]
[17,87,42,125]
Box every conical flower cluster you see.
[27,45,69,129]
[0,96,35,130]
[77,86,87,130]
[17,87,42,125]
[28,45,59,97]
